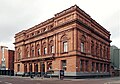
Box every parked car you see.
[22,72,30,77]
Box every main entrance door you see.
[40,62,45,76]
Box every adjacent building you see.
[0,46,14,71]
[14,5,111,77]
[110,45,120,76]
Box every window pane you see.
[63,42,68,52]
[27,51,30,57]
[81,42,84,52]
[51,46,54,53]
[61,60,67,71]
[80,60,83,71]
[44,47,47,54]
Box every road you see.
[0,76,120,84]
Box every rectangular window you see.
[44,47,47,55]
[107,64,109,72]
[85,60,88,72]
[81,42,84,52]
[91,41,94,55]
[51,46,54,53]
[63,42,68,52]
[17,64,20,72]
[92,62,94,71]
[80,60,83,71]
[61,60,67,71]
[104,64,106,72]
[96,63,99,72]
[100,63,102,72]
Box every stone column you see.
[32,63,34,72]
[45,61,47,72]
[38,62,41,72]
[73,28,77,51]
[27,63,29,72]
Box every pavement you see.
[1,75,120,84]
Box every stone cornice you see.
[14,5,111,44]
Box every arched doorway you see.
[29,63,32,72]
[40,62,45,76]
[34,63,38,72]
[24,64,27,72]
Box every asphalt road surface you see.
[0,76,120,84]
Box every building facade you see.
[14,5,111,77]
[0,46,14,70]
[110,45,120,76]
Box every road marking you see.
[5,82,12,84]
[104,80,120,84]
[0,81,2,82]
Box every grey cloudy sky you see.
[0,0,120,50]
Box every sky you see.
[0,0,120,50]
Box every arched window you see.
[42,42,47,55]
[91,41,94,55]
[80,35,86,53]
[31,46,34,57]
[49,40,54,54]
[18,48,21,61]
[81,42,84,52]
[61,35,68,53]
[100,44,102,58]
[24,64,27,72]
[38,48,41,56]
[51,46,54,53]
[63,41,68,52]
[36,44,41,56]
[44,47,47,55]
[26,47,30,57]
[96,43,98,56]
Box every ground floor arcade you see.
[14,56,110,77]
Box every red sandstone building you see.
[0,46,14,71]
[14,5,111,77]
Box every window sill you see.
[81,52,86,54]
[61,52,68,54]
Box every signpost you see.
[59,70,64,80]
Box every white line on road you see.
[4,82,12,84]
[104,80,120,84]
[0,81,2,82]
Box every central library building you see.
[14,5,111,77]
